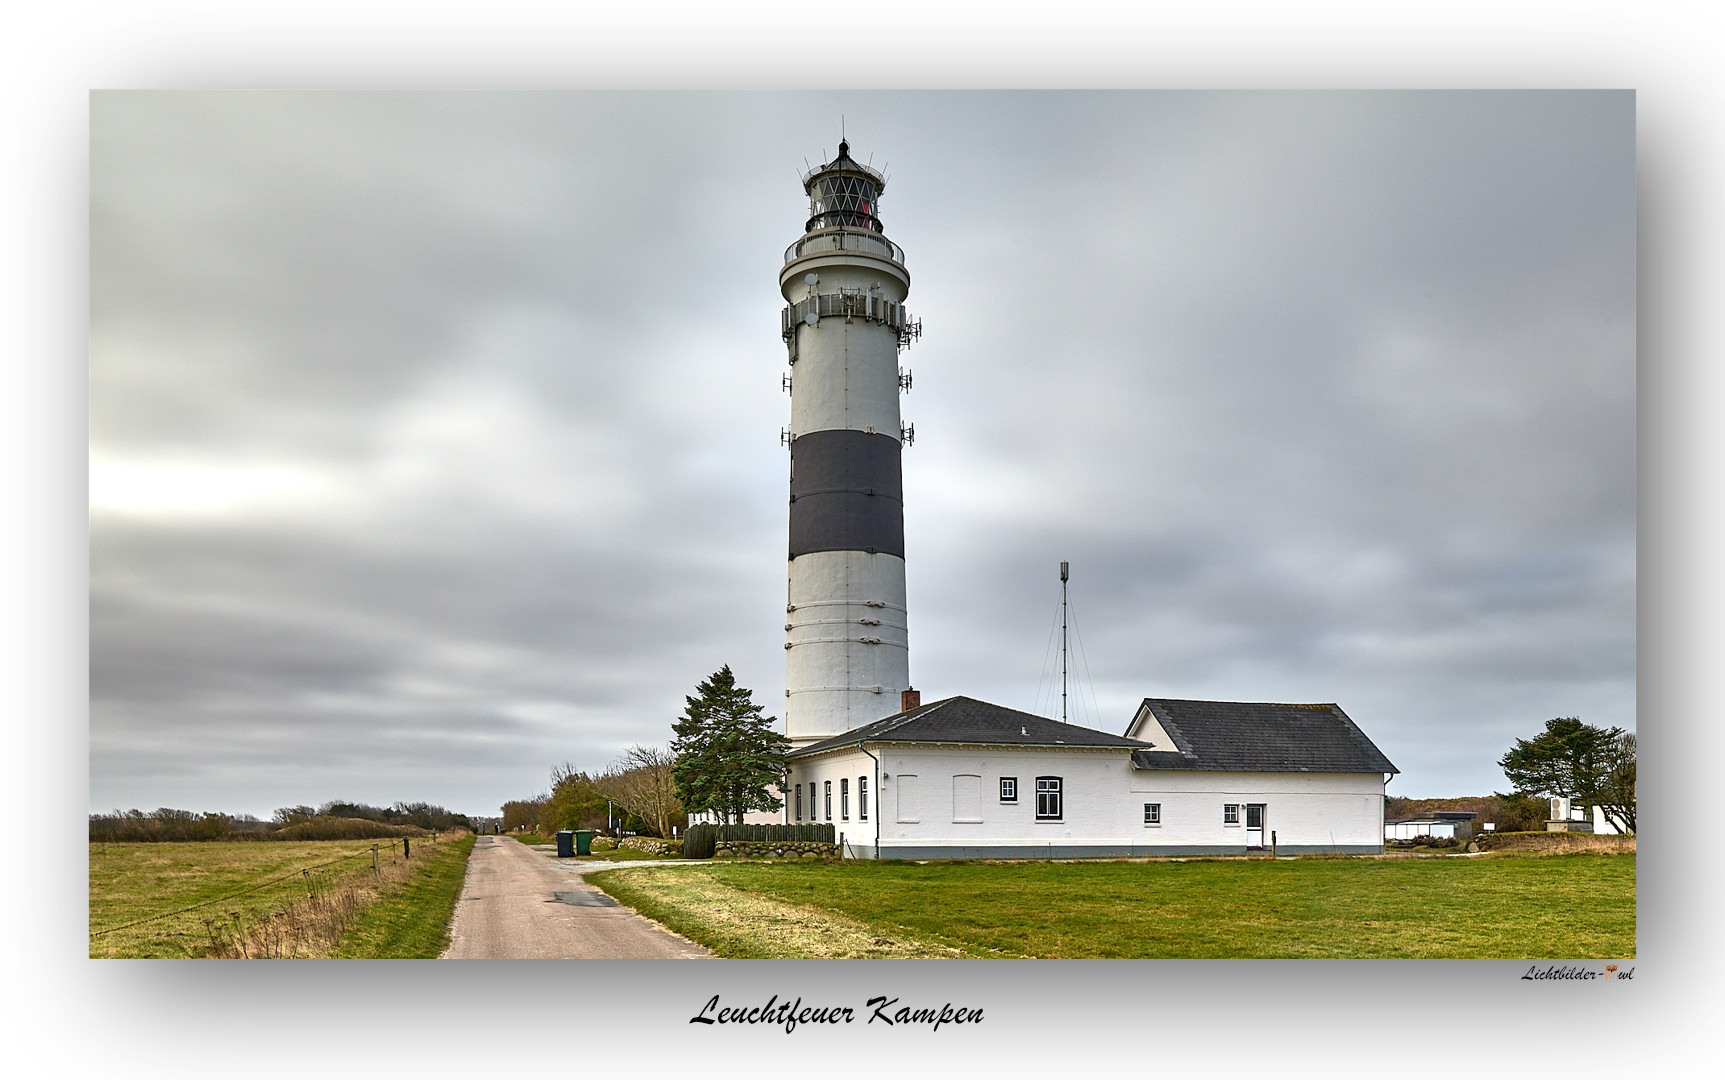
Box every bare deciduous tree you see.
[501,797,545,833]
[594,745,683,839]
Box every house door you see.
[1246,804,1265,849]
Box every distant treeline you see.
[1384,793,1547,832]
[89,801,474,843]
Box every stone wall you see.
[618,836,681,856]
[712,840,840,859]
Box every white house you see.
[1592,805,1629,835]
[783,695,1398,858]
[1545,796,1632,836]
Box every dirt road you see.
[439,836,712,960]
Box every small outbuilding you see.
[1384,812,1477,842]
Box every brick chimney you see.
[901,688,921,714]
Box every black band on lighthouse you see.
[788,428,904,559]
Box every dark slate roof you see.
[1128,698,1399,775]
[786,696,1151,759]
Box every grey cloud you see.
[90,91,1634,814]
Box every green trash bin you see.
[574,829,594,856]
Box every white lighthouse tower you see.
[780,141,921,749]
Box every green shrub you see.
[1386,834,1459,850]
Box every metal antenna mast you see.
[1060,561,1070,723]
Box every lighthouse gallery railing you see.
[783,228,905,268]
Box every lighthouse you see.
[779,140,921,748]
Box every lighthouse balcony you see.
[784,227,906,269]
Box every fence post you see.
[372,845,379,876]
[1271,830,1277,858]
[404,837,410,859]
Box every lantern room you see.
[803,140,887,234]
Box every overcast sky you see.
[89,90,1635,816]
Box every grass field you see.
[588,852,1635,959]
[90,834,473,958]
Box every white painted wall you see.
[782,255,908,441]
[687,806,782,827]
[786,314,903,439]
[1591,805,1630,835]
[1384,820,1460,840]
[1120,767,1385,851]
[786,753,878,851]
[1124,704,1178,750]
[786,744,1386,855]
[784,550,909,745]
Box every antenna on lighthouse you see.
[1060,561,1070,723]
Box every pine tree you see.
[671,666,789,824]
[1498,717,1627,807]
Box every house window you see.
[824,780,833,821]
[1143,803,1161,825]
[795,784,803,821]
[841,778,850,820]
[1224,803,1239,825]
[859,777,868,821]
[1035,776,1062,820]
[999,777,1017,802]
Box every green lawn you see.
[589,853,1635,959]
[334,835,475,958]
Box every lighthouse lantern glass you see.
[807,173,883,233]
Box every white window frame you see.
[859,777,868,821]
[841,777,850,820]
[1143,802,1161,826]
[999,776,1017,803]
[824,780,833,821]
[1035,776,1063,821]
[795,783,803,821]
[1224,803,1240,825]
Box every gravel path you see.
[439,836,712,959]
